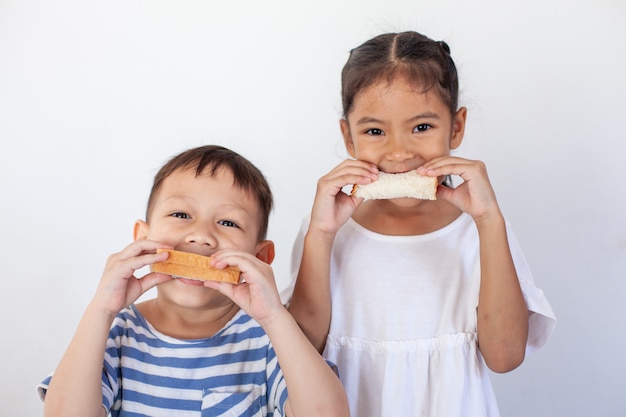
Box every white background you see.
[1,1,625,416]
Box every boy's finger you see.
[139,272,173,292]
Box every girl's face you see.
[341,76,466,175]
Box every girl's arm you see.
[44,242,171,417]
[287,160,377,352]
[419,158,529,373]
[474,212,529,372]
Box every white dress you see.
[284,213,556,417]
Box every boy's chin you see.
[157,279,232,305]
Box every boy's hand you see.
[92,240,173,317]
[309,159,378,235]
[417,156,502,223]
[203,250,282,327]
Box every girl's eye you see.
[171,212,190,219]
[365,128,384,136]
[414,124,431,133]
[218,220,239,228]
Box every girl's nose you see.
[385,135,415,161]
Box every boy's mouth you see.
[175,277,206,286]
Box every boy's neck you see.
[136,298,240,340]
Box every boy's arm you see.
[264,308,350,417]
[207,251,350,417]
[44,241,171,417]
[43,304,116,417]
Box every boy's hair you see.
[341,31,459,118]
[146,145,273,241]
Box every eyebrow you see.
[355,111,441,126]
[163,194,254,214]
[161,194,196,205]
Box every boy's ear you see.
[340,119,357,158]
[450,106,467,150]
[255,240,275,265]
[133,220,149,241]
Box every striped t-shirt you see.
[38,305,288,417]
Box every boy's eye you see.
[170,212,190,219]
[218,220,239,228]
[414,124,431,132]
[365,128,384,136]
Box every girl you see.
[287,31,556,416]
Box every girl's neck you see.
[136,298,239,340]
[352,198,462,236]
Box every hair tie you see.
[438,41,451,54]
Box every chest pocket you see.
[202,386,264,417]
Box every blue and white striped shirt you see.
[39,305,288,417]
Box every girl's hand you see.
[309,159,378,235]
[418,156,502,223]
[203,250,282,327]
[92,240,173,316]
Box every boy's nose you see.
[184,225,217,247]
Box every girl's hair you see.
[146,145,273,241]
[341,31,459,117]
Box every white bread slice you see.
[151,249,241,284]
[352,170,437,200]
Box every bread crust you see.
[151,249,241,284]
[352,170,438,200]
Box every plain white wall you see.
[1,0,624,415]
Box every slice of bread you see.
[352,171,437,200]
[151,249,241,284]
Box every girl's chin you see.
[385,197,425,208]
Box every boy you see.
[38,145,349,417]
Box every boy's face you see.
[135,167,269,306]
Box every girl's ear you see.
[450,107,467,150]
[134,220,149,241]
[340,119,357,158]
[255,240,275,265]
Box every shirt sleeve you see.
[279,216,309,305]
[265,342,288,416]
[100,316,127,411]
[506,221,557,353]
[36,375,52,402]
